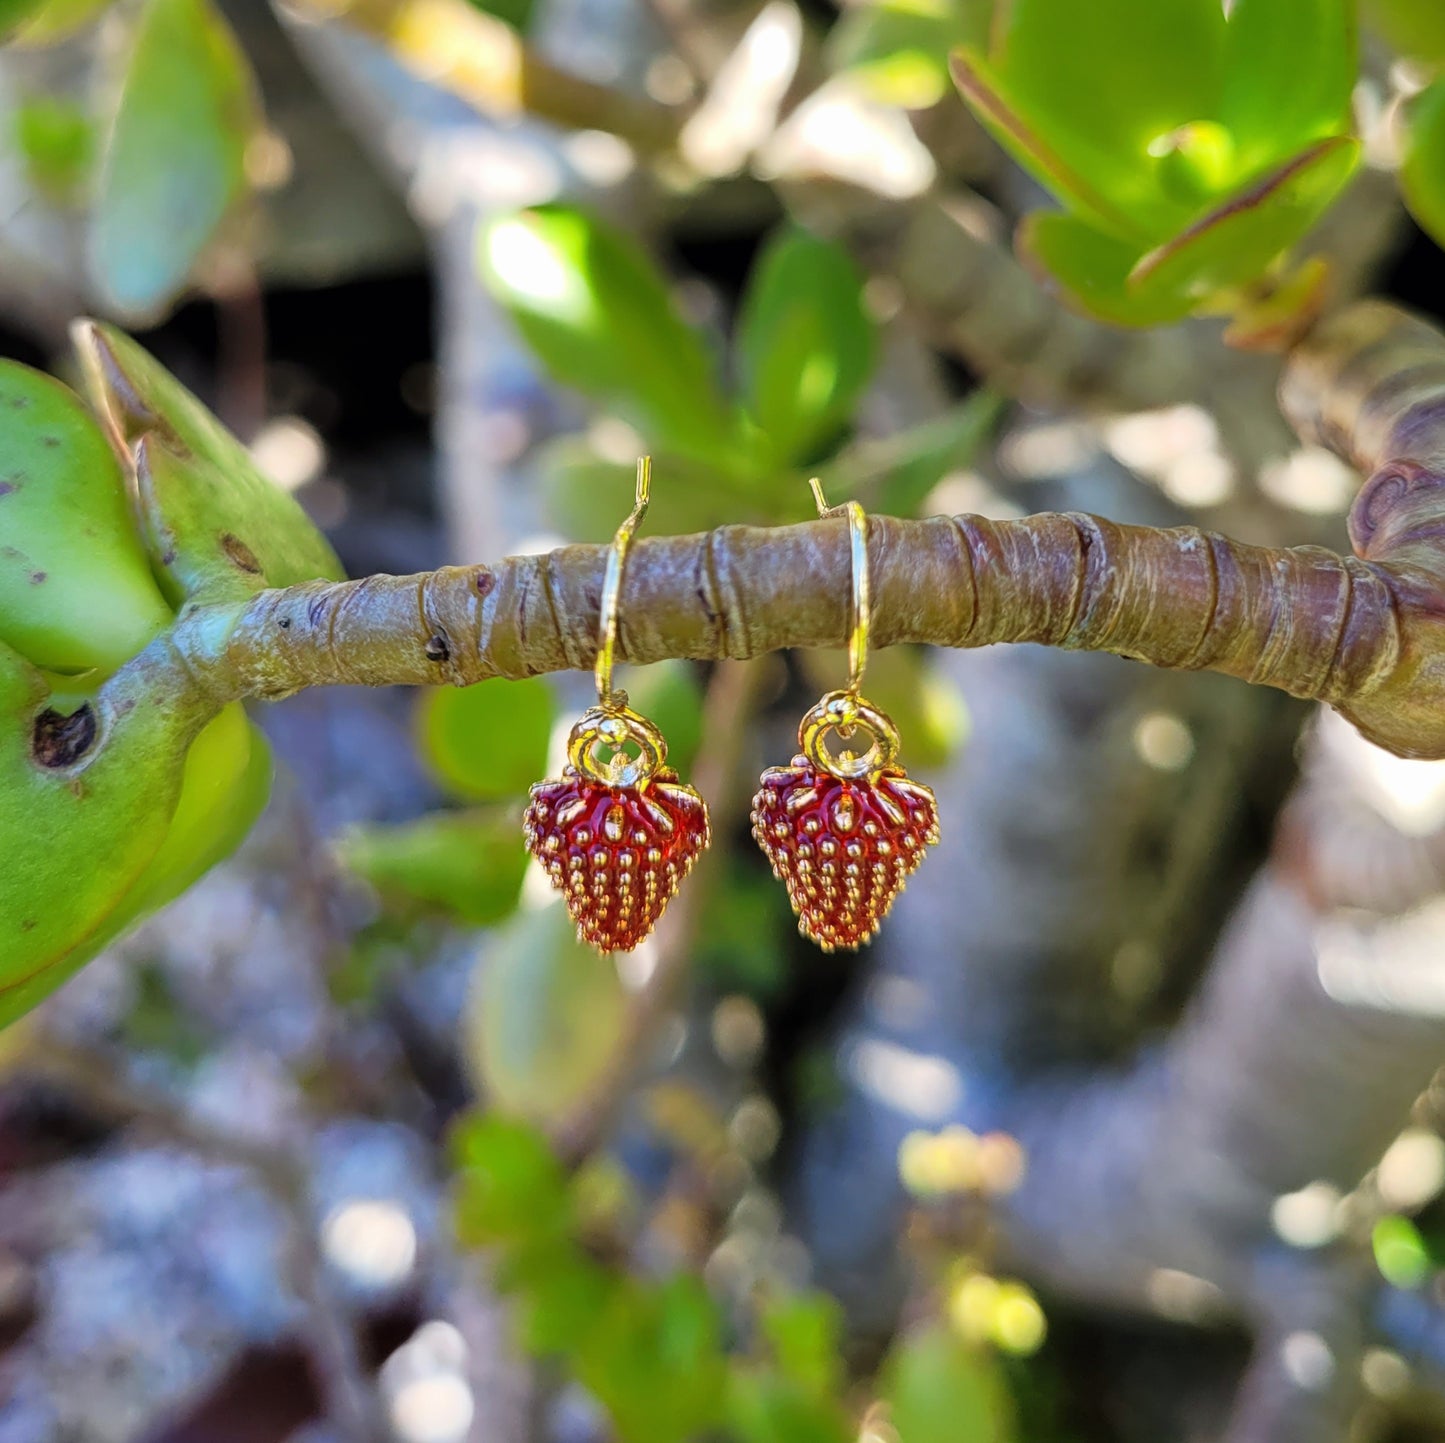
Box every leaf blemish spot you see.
[220,532,263,574]
[32,704,97,769]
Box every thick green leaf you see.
[340,809,528,925]
[882,1326,1017,1443]
[9,0,112,43]
[0,649,207,1027]
[1017,213,1194,327]
[1403,78,1445,252]
[727,1374,854,1443]
[950,49,1143,239]
[1129,137,1361,300]
[418,676,554,801]
[466,901,627,1122]
[75,322,344,598]
[985,0,1225,230]
[0,361,171,674]
[478,207,741,467]
[451,1111,573,1246]
[14,97,94,202]
[737,228,876,466]
[0,0,47,39]
[89,0,257,317]
[108,704,270,929]
[1364,0,1445,63]
[1220,0,1355,176]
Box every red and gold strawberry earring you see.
[752,481,939,952]
[523,458,710,953]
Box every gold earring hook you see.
[595,455,652,710]
[809,477,870,697]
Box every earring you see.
[523,458,710,954]
[751,481,939,952]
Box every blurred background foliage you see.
[6,0,1445,1440]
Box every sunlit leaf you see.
[1402,78,1445,253]
[466,901,627,1122]
[829,0,988,115]
[737,227,877,466]
[478,207,741,467]
[76,323,344,599]
[339,808,528,925]
[1018,212,1195,328]
[1220,0,1355,175]
[1129,137,1360,300]
[89,0,259,317]
[0,361,171,674]
[418,676,554,802]
[9,0,111,44]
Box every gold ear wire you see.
[595,456,652,710]
[809,477,870,698]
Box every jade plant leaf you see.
[89,0,258,317]
[736,227,877,466]
[1220,0,1355,175]
[828,0,990,116]
[0,0,47,39]
[951,0,1360,328]
[418,676,555,802]
[75,322,344,601]
[478,206,742,469]
[1129,137,1361,300]
[1403,78,1445,253]
[466,901,628,1122]
[340,808,529,925]
[0,646,208,1027]
[0,361,171,674]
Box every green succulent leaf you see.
[727,1374,853,1443]
[0,361,171,674]
[75,322,344,599]
[1403,78,1445,253]
[478,206,741,468]
[964,0,1226,233]
[101,702,271,933]
[1364,0,1445,63]
[14,97,94,202]
[882,1326,1017,1443]
[1129,136,1360,300]
[339,808,528,925]
[760,1294,845,1400]
[737,228,877,466]
[0,650,210,1027]
[949,49,1142,239]
[418,676,554,802]
[1220,0,1355,175]
[0,0,47,39]
[1017,212,1195,327]
[89,0,258,318]
[466,901,628,1122]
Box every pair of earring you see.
[522,460,940,956]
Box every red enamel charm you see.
[524,707,709,954]
[751,692,938,951]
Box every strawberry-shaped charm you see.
[752,691,938,951]
[525,705,709,953]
